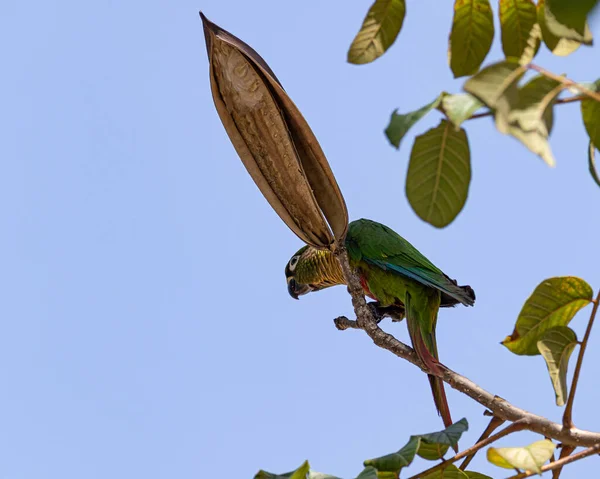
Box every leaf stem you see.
[407,420,527,479]
[463,95,587,122]
[459,415,505,470]
[527,64,600,103]
[504,444,600,479]
[563,289,600,429]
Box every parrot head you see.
[285,245,345,300]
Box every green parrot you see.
[285,218,475,430]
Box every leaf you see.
[505,74,564,166]
[419,418,469,450]
[355,468,378,479]
[518,23,542,65]
[589,141,600,188]
[421,464,469,479]
[201,14,348,249]
[406,120,471,228]
[544,0,594,44]
[499,0,538,59]
[487,440,555,473]
[449,0,495,77]
[440,93,484,129]
[309,472,342,479]
[502,277,593,355]
[464,472,493,479]
[348,0,406,64]
[385,94,443,149]
[463,60,527,133]
[537,0,582,56]
[255,460,310,479]
[417,440,450,461]
[581,88,600,151]
[537,326,578,406]
[364,436,420,474]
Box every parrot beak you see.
[287,278,311,300]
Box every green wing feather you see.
[346,219,473,306]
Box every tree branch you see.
[528,64,600,103]
[407,421,527,479]
[459,415,506,470]
[563,290,600,428]
[333,250,600,447]
[505,444,600,479]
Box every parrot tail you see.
[428,374,457,452]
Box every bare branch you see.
[505,444,600,479]
[459,415,506,470]
[563,290,600,428]
[333,250,600,447]
[528,64,600,103]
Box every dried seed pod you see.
[200,13,348,248]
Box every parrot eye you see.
[289,255,300,272]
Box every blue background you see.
[1,1,599,477]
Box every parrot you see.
[285,218,475,432]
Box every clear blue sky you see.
[1,1,599,478]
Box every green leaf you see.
[355,468,378,479]
[544,0,595,44]
[440,93,484,129]
[505,74,564,167]
[309,473,342,479]
[348,0,406,64]
[419,418,469,450]
[406,120,471,228]
[255,460,310,479]
[421,464,469,479]
[364,436,420,474]
[499,0,538,60]
[449,0,495,77]
[417,440,450,461]
[487,440,555,473]
[537,326,578,406]
[464,472,493,479]
[581,90,600,151]
[385,94,444,149]
[589,141,600,189]
[502,277,593,355]
[463,60,527,133]
[537,0,582,56]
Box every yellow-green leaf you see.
[589,141,600,189]
[348,0,406,64]
[581,88,600,151]
[417,440,450,461]
[506,74,564,166]
[449,0,495,77]
[499,0,538,59]
[406,120,471,228]
[502,277,593,355]
[487,440,555,473]
[537,0,583,56]
[537,326,578,406]
[463,60,527,133]
[309,473,342,479]
[544,0,594,44]
[364,436,419,474]
[255,460,310,479]
[385,94,444,149]
[441,93,484,129]
[464,472,493,479]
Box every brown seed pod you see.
[200,13,348,249]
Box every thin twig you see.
[528,64,600,103]
[334,247,600,447]
[552,445,576,479]
[505,444,600,479]
[563,290,600,428]
[459,415,506,470]
[463,95,586,122]
[408,421,527,479]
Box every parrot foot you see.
[368,302,406,323]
